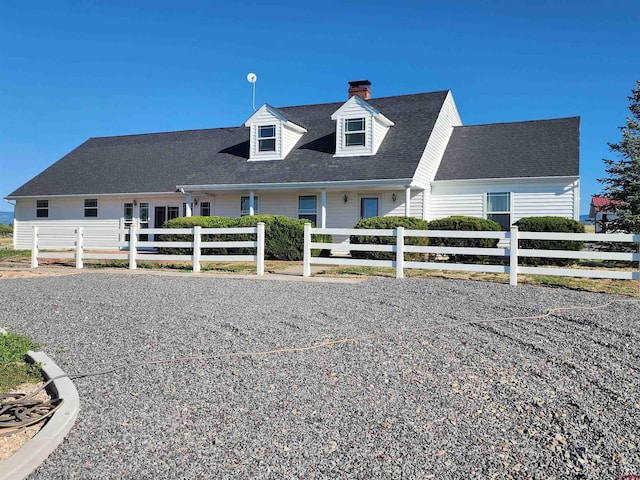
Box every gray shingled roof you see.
[8,91,449,197]
[435,117,580,181]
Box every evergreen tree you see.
[598,81,640,233]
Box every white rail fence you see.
[30,224,265,275]
[303,224,640,288]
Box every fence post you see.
[31,226,38,269]
[510,226,518,286]
[303,223,311,277]
[193,226,201,272]
[396,227,404,279]
[256,222,265,276]
[129,225,137,270]
[75,227,84,269]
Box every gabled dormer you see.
[244,104,307,161]
[330,83,395,157]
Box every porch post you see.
[249,191,255,216]
[405,186,411,217]
[320,189,327,228]
[185,193,193,217]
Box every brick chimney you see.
[348,80,372,100]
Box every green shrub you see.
[236,214,332,260]
[157,216,237,255]
[428,216,502,263]
[350,216,429,261]
[514,216,585,266]
[0,223,12,237]
[157,215,332,260]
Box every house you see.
[6,80,580,249]
[589,195,621,233]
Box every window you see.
[298,196,317,224]
[200,201,211,216]
[345,118,366,147]
[258,125,276,152]
[36,200,49,218]
[123,203,133,225]
[167,206,180,221]
[84,199,98,217]
[487,192,511,230]
[360,197,378,219]
[241,196,259,216]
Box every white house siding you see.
[372,117,391,154]
[281,125,302,158]
[412,91,462,189]
[429,193,484,220]
[429,178,580,223]
[511,181,579,222]
[14,219,122,250]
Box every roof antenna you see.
[246,73,257,111]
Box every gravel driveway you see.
[1,272,639,479]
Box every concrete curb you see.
[1,351,80,480]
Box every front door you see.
[154,206,167,229]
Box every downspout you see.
[404,186,411,217]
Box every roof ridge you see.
[277,90,450,110]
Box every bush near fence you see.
[350,216,429,261]
[157,216,237,255]
[427,216,502,263]
[157,215,332,260]
[514,216,585,266]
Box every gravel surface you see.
[1,272,639,479]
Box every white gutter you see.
[177,178,416,192]
[4,191,176,200]
[432,175,579,186]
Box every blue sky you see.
[1,0,638,216]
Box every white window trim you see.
[298,195,318,223]
[485,192,512,228]
[84,198,98,218]
[344,118,366,147]
[258,124,277,152]
[36,199,49,218]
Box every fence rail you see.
[303,224,640,290]
[30,224,265,275]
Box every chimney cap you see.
[348,80,372,87]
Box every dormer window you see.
[345,118,366,147]
[258,125,276,152]
[331,94,394,157]
[244,105,307,161]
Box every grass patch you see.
[202,263,257,273]
[317,265,638,296]
[0,331,43,393]
[0,248,31,260]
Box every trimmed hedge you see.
[157,216,237,255]
[427,216,501,263]
[514,216,585,266]
[350,216,429,261]
[157,215,331,260]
